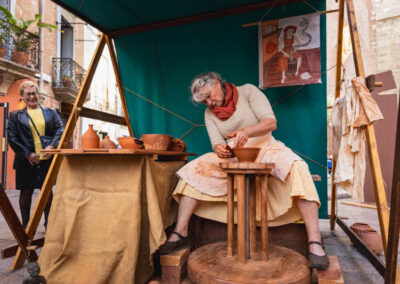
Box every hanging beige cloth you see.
[332,77,383,201]
[38,155,184,284]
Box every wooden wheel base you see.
[188,242,310,284]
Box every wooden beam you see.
[385,95,400,284]
[1,237,44,259]
[0,184,36,262]
[346,0,399,281]
[10,34,107,270]
[330,0,345,231]
[60,102,127,126]
[109,0,302,37]
[104,35,133,136]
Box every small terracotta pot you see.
[0,47,6,58]
[11,51,30,65]
[118,137,143,149]
[141,134,173,151]
[100,136,117,149]
[81,124,100,149]
[350,223,383,255]
[168,138,187,152]
[62,78,72,88]
[232,147,260,162]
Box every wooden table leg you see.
[236,174,246,263]
[227,174,234,257]
[0,185,37,262]
[249,176,256,255]
[260,174,269,260]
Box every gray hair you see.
[191,72,224,103]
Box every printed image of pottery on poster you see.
[258,13,321,88]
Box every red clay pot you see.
[168,138,187,152]
[350,223,383,255]
[141,134,173,151]
[100,136,117,149]
[232,147,260,162]
[117,137,143,149]
[11,51,30,66]
[81,124,100,149]
[0,47,6,58]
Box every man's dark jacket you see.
[7,106,64,169]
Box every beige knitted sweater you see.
[205,84,275,147]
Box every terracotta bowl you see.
[141,134,173,151]
[168,138,187,152]
[117,137,143,149]
[232,147,261,162]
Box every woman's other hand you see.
[27,153,40,165]
[214,144,233,158]
[42,145,56,158]
[227,129,248,148]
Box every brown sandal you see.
[307,241,330,270]
[158,232,190,255]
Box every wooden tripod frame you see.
[0,34,133,270]
[330,0,399,282]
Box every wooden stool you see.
[220,162,274,263]
[187,162,311,284]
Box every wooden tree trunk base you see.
[188,242,310,284]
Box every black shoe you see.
[158,232,190,255]
[307,241,330,270]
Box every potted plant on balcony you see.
[0,31,7,58]
[0,5,59,66]
[62,75,72,88]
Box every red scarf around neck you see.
[211,83,238,121]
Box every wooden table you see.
[41,148,196,161]
[37,149,196,284]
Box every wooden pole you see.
[384,97,400,284]
[0,184,36,262]
[237,174,246,263]
[104,35,133,136]
[346,0,399,281]
[227,174,234,257]
[330,0,345,231]
[10,34,107,270]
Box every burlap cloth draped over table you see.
[38,154,185,284]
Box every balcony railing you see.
[51,58,86,103]
[0,19,39,70]
[52,58,85,91]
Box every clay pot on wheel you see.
[350,223,383,255]
[141,134,173,151]
[232,147,260,162]
[100,136,117,149]
[81,124,100,149]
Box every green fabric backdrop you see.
[113,1,328,217]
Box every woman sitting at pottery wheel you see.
[159,72,329,270]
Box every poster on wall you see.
[259,13,321,88]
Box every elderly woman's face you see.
[21,86,39,109]
[200,80,225,108]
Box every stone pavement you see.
[0,189,399,283]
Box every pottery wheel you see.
[188,242,310,284]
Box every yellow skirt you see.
[173,160,320,227]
